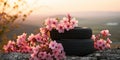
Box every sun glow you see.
[8,0,35,6]
[6,0,120,15]
[38,0,62,5]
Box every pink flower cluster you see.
[30,41,66,60]
[45,14,78,33]
[91,30,112,50]
[3,28,66,60]
[3,33,32,53]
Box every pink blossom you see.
[3,45,8,52]
[55,51,66,60]
[67,14,71,22]
[45,18,53,31]
[45,18,58,30]
[3,15,71,60]
[3,40,16,52]
[94,42,98,49]
[56,24,65,33]
[38,51,47,59]
[95,34,100,40]
[32,46,40,55]
[46,53,53,60]
[56,43,64,51]
[40,28,48,35]
[61,51,66,59]
[60,17,69,24]
[55,55,63,60]
[64,22,73,31]
[21,33,27,39]
[70,18,78,27]
[41,37,48,43]
[95,39,106,50]
[16,37,22,46]
[105,43,111,49]
[27,34,36,46]
[93,30,112,50]
[26,46,32,53]
[17,36,24,44]
[16,33,28,47]
[40,28,49,39]
[8,41,16,51]
[17,44,32,53]
[8,40,15,45]
[100,30,111,37]
[51,18,58,28]
[46,25,52,31]
[31,53,36,58]
[34,33,42,43]
[45,15,78,33]
[17,33,27,43]
[91,35,96,41]
[52,48,61,57]
[16,33,27,45]
[45,18,52,25]
[49,41,57,49]
[20,46,28,53]
[28,34,35,41]
[106,38,112,43]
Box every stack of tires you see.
[50,27,95,56]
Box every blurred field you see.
[77,17,120,42]
[6,12,120,42]
[0,12,120,51]
[9,15,120,42]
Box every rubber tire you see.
[55,39,95,56]
[50,27,92,40]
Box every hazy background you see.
[7,0,120,43]
[29,0,120,15]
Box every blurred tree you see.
[0,0,33,50]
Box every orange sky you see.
[25,0,120,15]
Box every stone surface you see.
[87,48,120,60]
[0,52,30,60]
[0,48,120,60]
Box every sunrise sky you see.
[27,0,119,15]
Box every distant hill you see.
[71,11,120,18]
[16,11,120,26]
[6,23,40,40]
